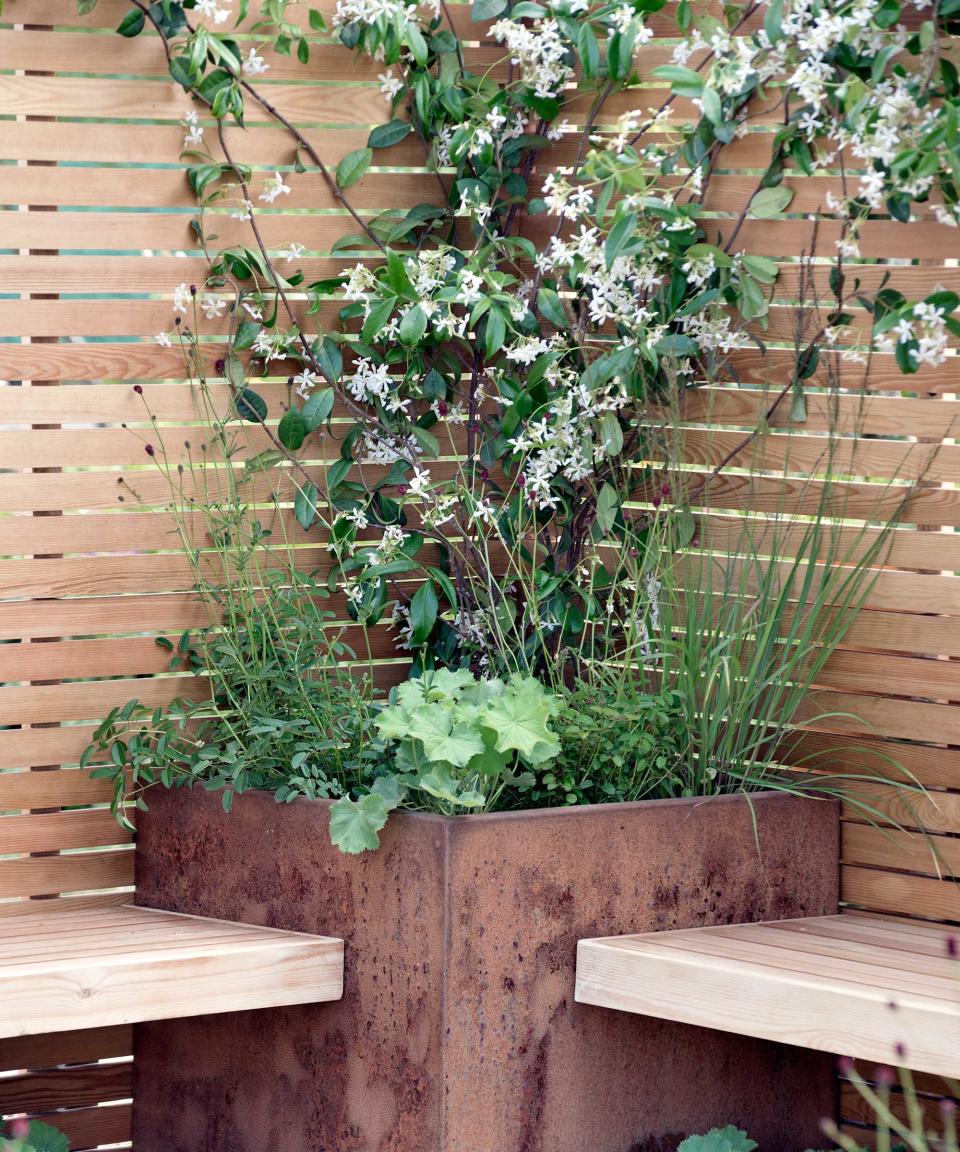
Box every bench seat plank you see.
[575,913,959,1077]
[0,903,343,1037]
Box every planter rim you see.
[188,784,830,828]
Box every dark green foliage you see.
[542,683,687,806]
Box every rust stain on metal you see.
[133,789,839,1152]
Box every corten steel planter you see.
[133,788,839,1152]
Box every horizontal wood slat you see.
[0,1061,133,1113]
[32,1104,132,1152]
[0,850,134,901]
[0,1026,132,1072]
[843,868,960,922]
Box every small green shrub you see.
[329,669,561,852]
[83,569,377,824]
[544,681,687,806]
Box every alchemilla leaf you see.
[329,793,390,853]
[483,676,561,765]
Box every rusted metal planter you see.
[133,788,839,1152]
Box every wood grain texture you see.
[0,904,343,1038]
[576,913,960,1076]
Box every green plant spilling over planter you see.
[331,667,561,849]
[79,0,941,849]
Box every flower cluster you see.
[490,17,572,100]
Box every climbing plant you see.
[81,0,959,679]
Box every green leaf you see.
[369,119,413,148]
[650,64,704,97]
[678,1128,758,1152]
[887,195,911,223]
[536,287,568,328]
[362,296,398,342]
[399,303,428,346]
[278,408,307,451]
[313,336,343,383]
[700,87,723,125]
[295,481,319,530]
[895,336,919,374]
[484,306,507,357]
[685,242,732,269]
[483,675,560,765]
[329,793,390,853]
[337,148,373,189]
[598,410,624,456]
[236,388,268,423]
[169,55,194,90]
[763,0,783,43]
[472,0,508,18]
[409,711,487,767]
[233,319,260,352]
[407,22,429,65]
[410,424,440,459]
[595,482,619,536]
[790,381,807,422]
[675,506,696,546]
[795,344,820,381]
[117,8,145,35]
[419,764,486,807]
[741,254,778,284]
[302,387,335,430]
[578,21,600,77]
[604,212,638,270]
[427,566,457,610]
[309,8,327,30]
[738,275,767,321]
[409,580,438,646]
[749,185,795,218]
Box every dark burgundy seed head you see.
[133,384,144,394]
[145,444,155,456]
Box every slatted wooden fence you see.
[0,2,957,1144]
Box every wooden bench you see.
[1,903,343,1038]
[576,912,959,1077]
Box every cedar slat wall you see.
[0,3,957,1144]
